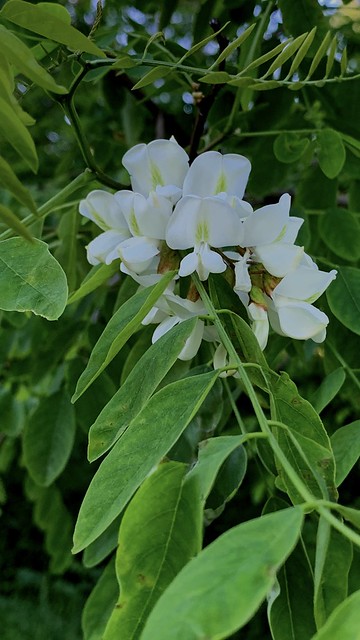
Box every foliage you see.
[1,1,360,639]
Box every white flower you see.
[79,190,131,265]
[122,137,189,201]
[166,195,243,280]
[144,293,206,361]
[267,263,337,342]
[213,343,239,378]
[182,150,251,200]
[242,194,304,277]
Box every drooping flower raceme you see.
[79,137,337,363]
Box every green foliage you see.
[1,1,360,638]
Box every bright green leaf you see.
[132,66,172,90]
[198,71,232,84]
[112,55,138,70]
[305,31,332,79]
[327,266,360,335]
[207,23,256,70]
[88,317,198,461]
[141,507,304,640]
[83,516,122,569]
[1,1,105,58]
[0,96,38,172]
[0,203,34,242]
[103,462,202,640]
[72,271,175,402]
[23,390,76,487]
[0,25,67,94]
[331,420,360,486]
[317,129,346,179]
[0,155,37,213]
[67,262,118,305]
[311,589,360,639]
[72,371,218,553]
[0,237,68,320]
[261,32,309,79]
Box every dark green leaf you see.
[327,267,360,335]
[132,67,172,90]
[274,133,310,163]
[67,262,118,305]
[317,129,346,179]
[331,420,360,486]
[83,516,122,569]
[23,390,76,486]
[310,367,346,414]
[319,208,360,262]
[82,558,119,640]
[0,203,34,242]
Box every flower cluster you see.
[79,137,336,362]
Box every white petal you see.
[166,196,202,249]
[86,230,127,265]
[120,256,162,285]
[273,267,337,302]
[178,320,204,360]
[165,294,206,319]
[254,243,304,277]
[179,251,199,277]
[118,237,160,273]
[281,216,304,244]
[152,316,179,343]
[182,151,251,199]
[243,193,291,247]
[156,184,183,204]
[234,252,252,292]
[199,244,226,277]
[248,303,269,350]
[80,190,129,232]
[276,301,329,340]
[122,139,189,196]
[213,343,238,377]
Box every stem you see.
[194,275,315,504]
[0,171,94,240]
[318,505,360,549]
[327,342,360,392]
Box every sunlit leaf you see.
[0,237,68,320]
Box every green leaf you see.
[0,203,34,242]
[274,133,310,163]
[261,32,309,79]
[325,35,337,78]
[311,590,360,639]
[314,517,353,628]
[67,262,118,305]
[23,390,76,487]
[319,207,360,262]
[0,237,68,320]
[82,558,119,640]
[141,507,304,640]
[271,373,337,503]
[305,31,332,79]
[0,387,25,436]
[72,371,218,553]
[179,20,230,62]
[327,266,360,335]
[1,1,106,58]
[207,23,256,70]
[103,462,202,640]
[0,25,67,94]
[317,129,346,179]
[72,271,175,402]
[267,537,316,639]
[132,66,172,90]
[277,0,329,44]
[285,27,317,78]
[331,420,360,486]
[54,208,79,292]
[88,317,198,462]
[310,367,346,414]
[83,516,122,569]
[198,71,232,84]
[205,444,247,519]
[112,55,138,70]
[0,96,38,172]
[334,505,360,530]
[185,435,248,505]
[0,155,37,213]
